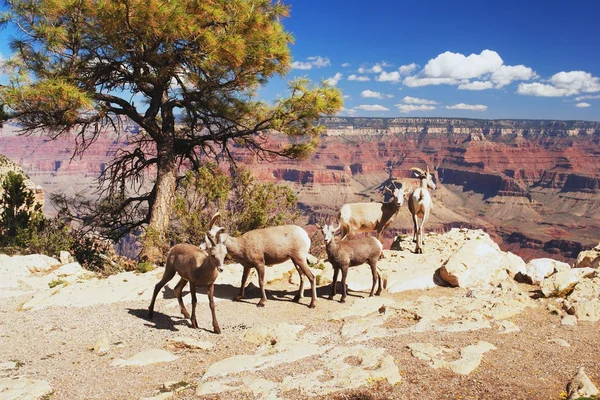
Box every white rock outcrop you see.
[525,258,570,285]
[541,268,596,297]
[574,243,600,269]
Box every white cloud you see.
[324,73,343,86]
[348,74,371,82]
[575,102,591,108]
[445,103,488,111]
[342,63,351,68]
[404,76,461,87]
[340,107,358,116]
[396,104,436,113]
[358,64,384,74]
[376,71,402,83]
[458,81,495,90]
[399,63,418,75]
[422,49,503,80]
[291,56,331,70]
[361,90,393,99]
[575,94,600,101]
[491,65,536,87]
[401,96,437,105]
[518,71,600,97]
[354,104,390,111]
[516,82,578,97]
[550,71,600,93]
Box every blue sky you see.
[1,0,598,121]
[263,0,600,121]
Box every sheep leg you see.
[256,265,267,307]
[208,284,221,334]
[329,267,340,300]
[173,278,190,319]
[292,263,304,302]
[234,266,252,301]
[340,268,349,303]
[368,260,380,297]
[412,213,419,243]
[148,267,176,319]
[189,282,199,329]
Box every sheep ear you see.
[215,228,226,244]
[316,224,322,230]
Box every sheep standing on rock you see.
[208,222,317,308]
[408,165,436,254]
[337,183,405,243]
[317,223,384,303]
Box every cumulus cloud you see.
[518,70,600,97]
[291,56,331,70]
[422,50,503,80]
[445,103,488,111]
[354,104,390,111]
[575,102,591,108]
[516,82,578,97]
[361,90,393,99]
[396,104,436,113]
[404,76,461,87]
[458,81,495,90]
[348,74,371,82]
[401,96,437,105]
[358,64,384,74]
[376,71,402,83]
[401,50,535,90]
[324,73,343,86]
[342,63,351,68]
[399,63,418,76]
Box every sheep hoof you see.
[292,295,301,302]
[328,295,335,300]
[339,299,346,304]
[257,302,265,308]
[375,291,382,296]
[182,311,191,319]
[191,321,199,329]
[309,303,316,309]
[233,295,244,302]
[214,327,222,334]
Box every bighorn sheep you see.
[408,165,436,254]
[208,222,317,308]
[148,214,227,334]
[317,223,384,303]
[337,183,405,242]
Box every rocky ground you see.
[1,229,599,400]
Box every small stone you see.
[567,367,599,400]
[111,349,178,367]
[547,338,570,347]
[167,337,214,351]
[94,336,110,355]
[561,315,578,326]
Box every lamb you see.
[407,165,436,254]
[337,183,405,242]
[317,223,384,303]
[208,222,317,308]
[148,214,227,334]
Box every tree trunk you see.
[140,144,177,263]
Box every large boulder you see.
[574,243,600,269]
[540,268,596,297]
[525,258,570,285]
[566,276,600,322]
[439,238,522,288]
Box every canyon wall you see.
[1,117,599,262]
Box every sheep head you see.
[410,166,436,190]
[385,182,405,206]
[316,223,340,244]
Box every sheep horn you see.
[215,227,226,244]
[208,211,221,230]
[410,167,424,175]
[206,233,216,247]
[334,224,341,233]
[426,165,430,174]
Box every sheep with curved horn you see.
[408,165,436,254]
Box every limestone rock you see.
[408,341,496,375]
[573,300,600,322]
[548,338,570,347]
[525,258,569,285]
[575,243,600,269]
[541,268,596,297]
[111,349,178,367]
[0,376,53,399]
[59,251,74,265]
[241,323,305,346]
[561,315,578,326]
[53,262,85,277]
[440,239,516,288]
[167,337,214,351]
[567,367,599,400]
[94,335,110,355]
